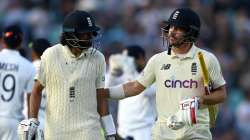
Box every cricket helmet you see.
[163,8,201,41]
[61,10,101,49]
[63,10,100,36]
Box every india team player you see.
[30,38,51,130]
[0,24,36,140]
[18,10,116,140]
[107,45,157,140]
[104,8,227,140]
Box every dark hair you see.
[126,45,145,60]
[31,38,51,57]
[3,24,23,49]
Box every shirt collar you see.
[62,45,91,59]
[170,44,198,59]
[1,48,20,56]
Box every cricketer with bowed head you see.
[18,10,116,140]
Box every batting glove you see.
[167,97,199,130]
[18,118,40,140]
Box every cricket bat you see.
[198,51,218,128]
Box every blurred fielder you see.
[0,24,36,140]
[18,10,116,140]
[103,8,227,140]
[107,45,157,140]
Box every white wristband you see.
[101,114,116,135]
[109,84,126,99]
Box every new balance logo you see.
[161,64,171,70]
[87,17,92,27]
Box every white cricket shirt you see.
[137,44,226,124]
[36,44,106,140]
[0,48,35,120]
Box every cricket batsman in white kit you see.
[103,8,227,140]
[0,25,36,140]
[18,10,116,140]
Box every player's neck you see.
[172,43,192,54]
[70,47,84,57]
[31,53,40,61]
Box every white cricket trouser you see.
[0,117,19,140]
[119,125,153,140]
[152,122,212,140]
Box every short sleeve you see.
[35,52,47,87]
[207,53,226,89]
[96,53,106,89]
[137,55,156,88]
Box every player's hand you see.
[109,54,125,76]
[18,118,39,140]
[167,97,199,130]
[105,135,116,140]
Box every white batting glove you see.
[101,114,116,139]
[167,97,199,130]
[109,54,125,76]
[18,118,40,140]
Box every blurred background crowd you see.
[0,0,250,140]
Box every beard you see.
[78,41,92,49]
[168,34,186,48]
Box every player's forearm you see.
[27,94,31,117]
[106,80,145,99]
[200,85,227,105]
[97,89,109,116]
[29,82,43,118]
[29,92,41,118]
